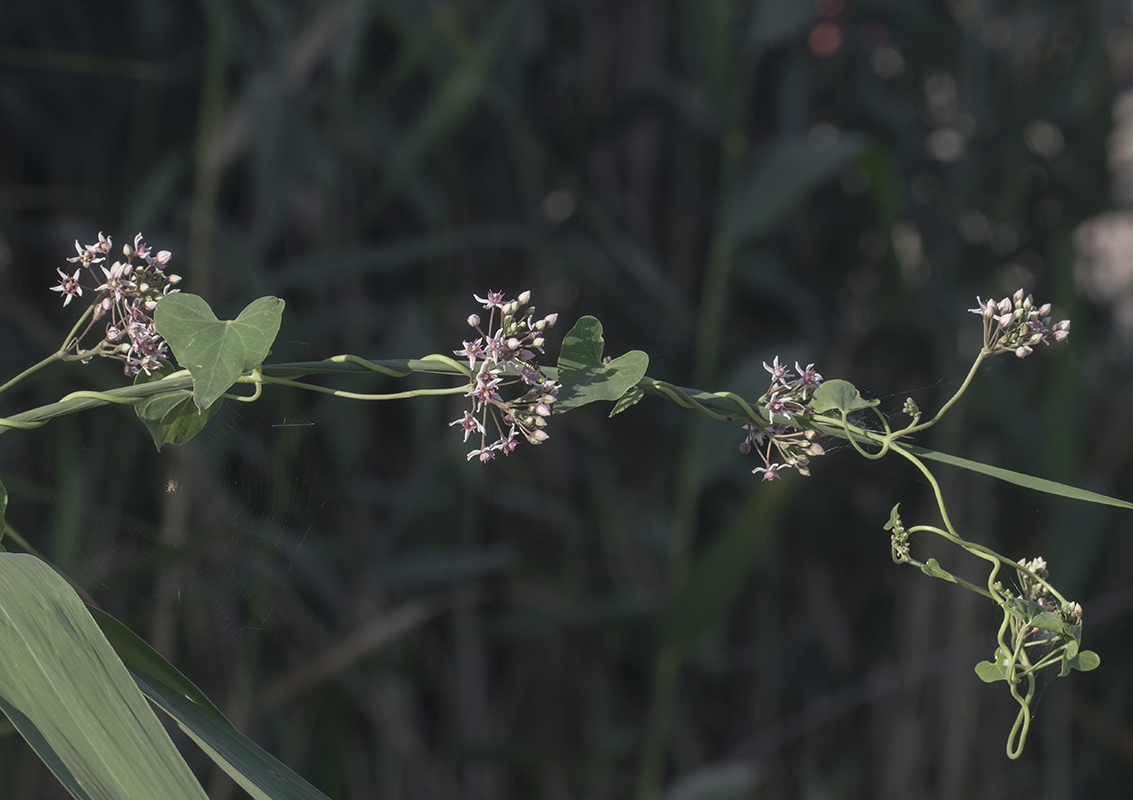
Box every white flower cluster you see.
[969,289,1070,358]
[451,291,559,463]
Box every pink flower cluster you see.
[451,291,559,463]
[741,357,826,481]
[50,233,181,375]
[968,290,1070,358]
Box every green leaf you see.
[89,607,332,800]
[919,557,956,583]
[903,444,1133,511]
[555,317,649,413]
[133,369,223,450]
[610,386,644,417]
[975,646,1013,682]
[1065,649,1100,673]
[1028,611,1065,633]
[0,554,206,800]
[883,503,902,532]
[975,660,1008,683]
[155,294,284,410]
[810,379,879,415]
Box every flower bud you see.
[998,298,1012,315]
[808,442,825,456]
[739,441,751,454]
[468,314,481,327]
[1015,345,1032,358]
[1038,303,1051,316]
[138,283,149,293]
[517,290,531,305]
[1013,288,1025,306]
[535,402,551,417]
[506,337,520,350]
[543,313,558,328]
[123,243,133,257]
[155,250,171,265]
[145,299,158,311]
[528,429,550,443]
[532,337,544,349]
[167,274,182,285]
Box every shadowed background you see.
[1,0,1132,797]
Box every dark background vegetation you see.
[2,0,1133,797]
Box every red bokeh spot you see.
[816,0,845,17]
[809,22,842,57]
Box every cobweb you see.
[73,401,328,652]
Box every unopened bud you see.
[517,290,531,305]
[532,337,544,349]
[804,429,817,440]
[535,402,551,417]
[468,314,481,327]
[145,299,157,311]
[138,283,149,293]
[528,429,550,443]
[167,274,182,285]
[506,337,520,350]
[123,244,133,257]
[1037,303,1051,316]
[1015,345,1032,358]
[1013,288,1025,306]
[808,442,825,456]
[543,313,558,328]
[155,250,172,265]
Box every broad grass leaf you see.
[89,607,332,800]
[903,444,1133,511]
[0,554,206,800]
[555,316,648,412]
[155,294,284,410]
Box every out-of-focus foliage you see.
[1,0,1132,797]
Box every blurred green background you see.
[2,0,1133,797]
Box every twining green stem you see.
[254,374,471,402]
[894,350,988,438]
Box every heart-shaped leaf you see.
[133,370,223,450]
[555,316,648,413]
[810,379,878,415]
[975,646,1013,683]
[1060,648,1100,676]
[155,295,284,409]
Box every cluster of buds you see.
[1015,555,1083,624]
[740,357,826,480]
[51,233,181,376]
[969,289,1070,358]
[451,291,559,463]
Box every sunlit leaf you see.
[0,554,206,800]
